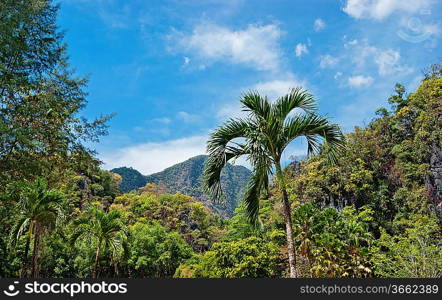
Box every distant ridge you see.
[111,155,251,217]
[110,166,146,193]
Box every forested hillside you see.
[0,0,441,279]
[112,155,252,217]
[110,167,146,193]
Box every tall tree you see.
[10,178,63,278]
[71,207,126,278]
[0,0,110,189]
[203,88,345,277]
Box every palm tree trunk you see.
[19,232,31,278]
[276,162,297,278]
[30,223,41,278]
[92,241,101,278]
[113,255,119,277]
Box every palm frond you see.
[10,177,64,249]
[204,86,345,229]
[243,156,271,225]
[272,87,317,121]
[10,216,30,247]
[283,113,345,161]
[203,118,250,202]
[69,228,86,246]
[240,91,271,120]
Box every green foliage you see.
[9,178,64,277]
[285,71,442,231]
[280,65,442,277]
[1,0,441,279]
[175,237,284,278]
[292,204,373,277]
[126,222,192,277]
[224,203,263,240]
[71,207,127,278]
[63,168,121,210]
[112,192,225,252]
[371,214,442,278]
[0,0,111,190]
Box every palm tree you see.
[71,207,126,278]
[203,88,345,278]
[11,177,63,278]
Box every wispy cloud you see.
[374,49,413,75]
[251,75,305,100]
[177,111,201,123]
[319,54,339,68]
[314,18,326,31]
[170,22,284,71]
[183,56,191,66]
[348,75,374,88]
[150,117,172,124]
[295,43,309,57]
[344,39,358,48]
[342,0,432,20]
[346,41,413,76]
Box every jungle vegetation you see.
[0,0,441,278]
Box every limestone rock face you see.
[428,142,442,219]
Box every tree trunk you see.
[113,256,119,277]
[92,242,101,278]
[282,188,298,278]
[30,223,41,278]
[19,231,31,278]
[276,162,297,278]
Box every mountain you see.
[110,166,146,193]
[111,155,251,217]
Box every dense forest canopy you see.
[0,0,441,278]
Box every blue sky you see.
[58,0,441,174]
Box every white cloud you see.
[350,42,413,76]
[343,0,432,20]
[172,23,283,71]
[295,43,309,57]
[351,43,376,66]
[216,101,244,120]
[348,75,374,87]
[177,111,200,123]
[252,76,304,100]
[216,73,305,120]
[334,72,343,79]
[150,117,171,124]
[101,135,208,174]
[374,49,413,75]
[319,54,339,68]
[183,56,191,66]
[344,39,358,48]
[314,18,326,31]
